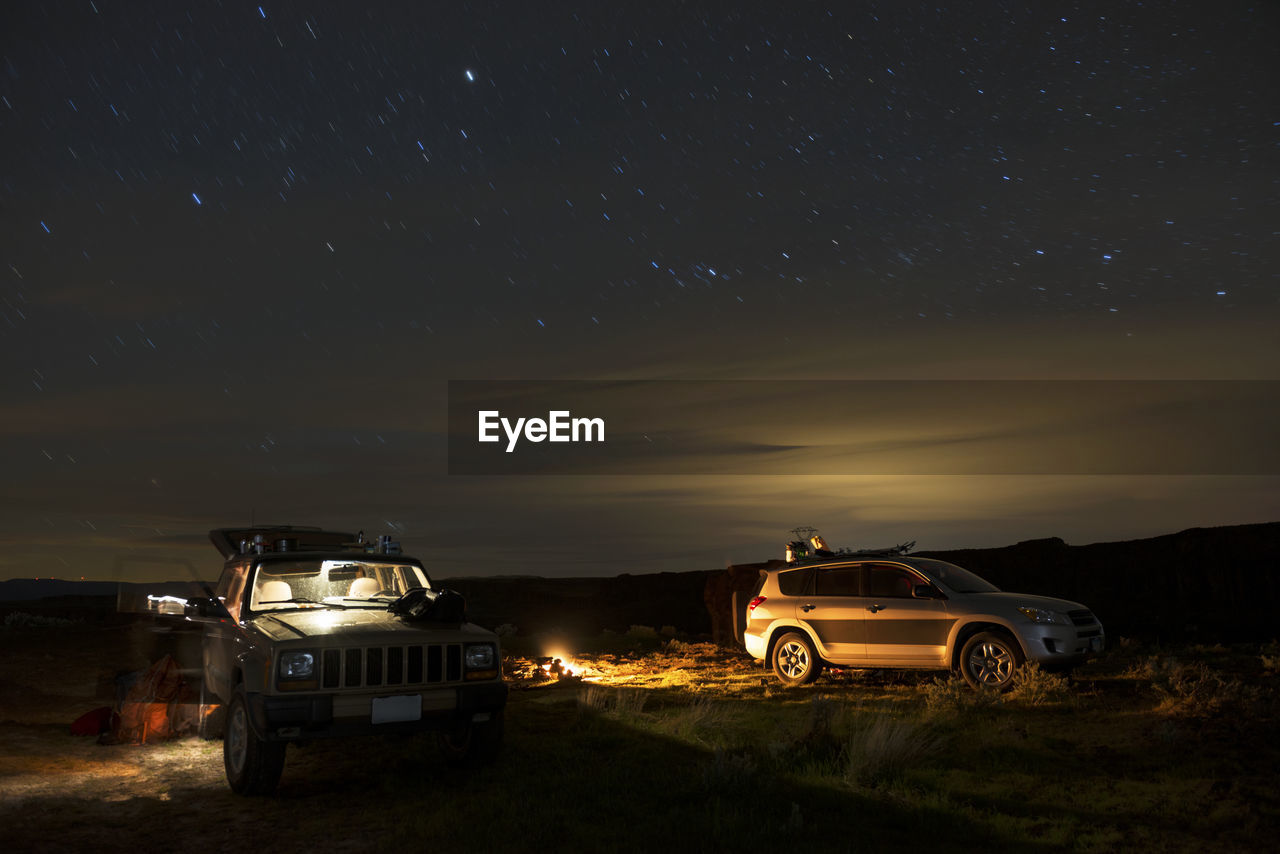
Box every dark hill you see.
[441,571,717,638]
[915,522,1280,641]
[5,523,1276,643]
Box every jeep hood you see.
[250,608,492,642]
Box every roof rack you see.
[783,527,915,564]
[209,526,357,559]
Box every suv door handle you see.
[866,604,884,613]
[801,604,816,612]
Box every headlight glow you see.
[465,644,495,669]
[1017,606,1071,626]
[279,651,315,679]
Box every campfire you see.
[537,650,586,680]
[507,648,606,684]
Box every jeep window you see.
[867,564,923,598]
[814,566,861,596]
[776,568,812,596]
[215,563,248,622]
[248,559,431,612]
[909,558,1000,594]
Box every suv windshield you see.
[249,559,430,611]
[909,558,1001,594]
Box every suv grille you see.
[1068,609,1097,627]
[320,643,464,690]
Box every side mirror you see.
[912,584,941,600]
[184,596,232,620]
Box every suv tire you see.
[772,631,821,686]
[959,631,1024,691]
[224,688,286,795]
[438,709,505,766]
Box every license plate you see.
[372,694,421,724]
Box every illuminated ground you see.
[2,620,1277,853]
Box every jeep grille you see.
[320,644,464,690]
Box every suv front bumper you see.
[246,681,508,741]
[1018,622,1105,670]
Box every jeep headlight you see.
[1017,606,1071,626]
[279,651,315,679]
[465,644,495,669]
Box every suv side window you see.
[815,565,862,596]
[866,564,919,598]
[777,568,812,596]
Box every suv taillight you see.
[748,595,766,612]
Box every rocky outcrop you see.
[916,523,1280,641]
[702,560,785,646]
[443,571,718,637]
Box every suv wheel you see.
[224,688,286,795]
[772,632,821,686]
[959,631,1023,691]
[438,709,505,766]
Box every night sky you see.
[2,1,1277,584]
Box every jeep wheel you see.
[224,689,286,795]
[959,631,1024,691]
[772,632,821,686]
[438,709,505,767]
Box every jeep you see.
[189,526,508,795]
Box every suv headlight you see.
[279,651,315,679]
[465,644,495,669]
[1017,606,1071,626]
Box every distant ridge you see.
[6,523,1277,641]
[0,578,216,603]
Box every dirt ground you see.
[5,616,1277,853]
[0,619,758,853]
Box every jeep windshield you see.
[909,558,1001,594]
[248,559,431,612]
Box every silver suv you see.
[188,526,507,795]
[743,554,1103,689]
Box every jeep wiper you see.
[259,597,348,609]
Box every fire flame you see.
[539,649,595,680]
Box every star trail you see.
[1,1,1276,581]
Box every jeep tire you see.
[224,688,286,795]
[437,709,505,766]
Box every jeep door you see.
[861,563,952,666]
[202,561,248,703]
[798,563,867,663]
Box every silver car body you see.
[743,556,1103,673]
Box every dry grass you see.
[3,617,1278,853]
[841,714,943,787]
[576,685,647,716]
[920,675,1002,714]
[1006,663,1072,706]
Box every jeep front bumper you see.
[245,681,508,741]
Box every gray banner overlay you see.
[447,380,1279,475]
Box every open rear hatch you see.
[209,526,356,558]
